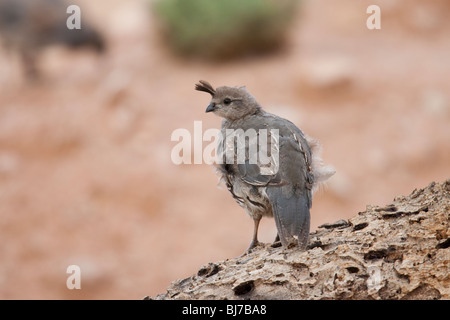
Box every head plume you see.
[195,80,216,96]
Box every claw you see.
[239,239,261,257]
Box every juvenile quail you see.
[0,0,105,77]
[196,80,335,252]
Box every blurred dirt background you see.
[0,0,449,299]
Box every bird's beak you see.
[205,103,216,113]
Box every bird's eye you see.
[223,98,232,105]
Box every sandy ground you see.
[0,0,448,299]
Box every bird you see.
[0,0,105,78]
[196,80,335,252]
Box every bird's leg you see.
[274,234,280,243]
[270,233,282,248]
[245,217,261,252]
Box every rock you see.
[318,219,350,230]
[152,180,450,300]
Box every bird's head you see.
[195,80,261,121]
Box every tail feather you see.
[305,135,335,194]
[268,188,310,249]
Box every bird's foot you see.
[270,234,282,248]
[239,240,262,257]
[271,240,282,248]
